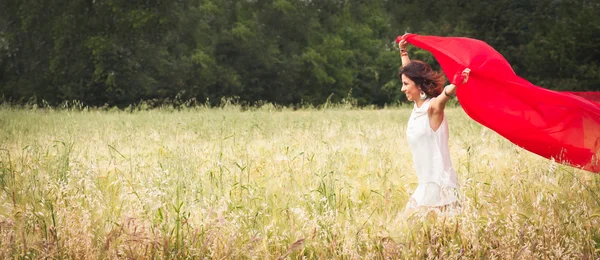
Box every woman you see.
[398,38,470,215]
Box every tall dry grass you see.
[0,104,598,259]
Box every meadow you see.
[0,103,599,259]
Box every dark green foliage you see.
[1,0,598,107]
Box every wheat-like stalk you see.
[0,106,597,259]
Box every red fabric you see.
[566,92,600,105]
[397,34,600,173]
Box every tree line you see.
[1,0,598,107]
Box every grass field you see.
[1,104,599,259]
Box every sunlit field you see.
[1,104,599,259]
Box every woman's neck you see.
[415,98,428,108]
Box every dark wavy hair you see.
[399,60,446,98]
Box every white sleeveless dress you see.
[405,98,459,209]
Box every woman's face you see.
[401,74,421,102]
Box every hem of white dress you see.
[405,182,459,209]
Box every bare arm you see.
[429,68,471,131]
[398,40,410,68]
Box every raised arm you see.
[429,68,471,131]
[398,39,410,68]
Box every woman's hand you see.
[398,38,410,64]
[445,68,471,97]
[452,68,471,86]
[460,68,471,84]
[398,39,408,50]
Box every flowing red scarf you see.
[397,34,600,173]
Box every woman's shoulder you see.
[428,97,446,114]
[426,97,439,111]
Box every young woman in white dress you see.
[398,39,470,215]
